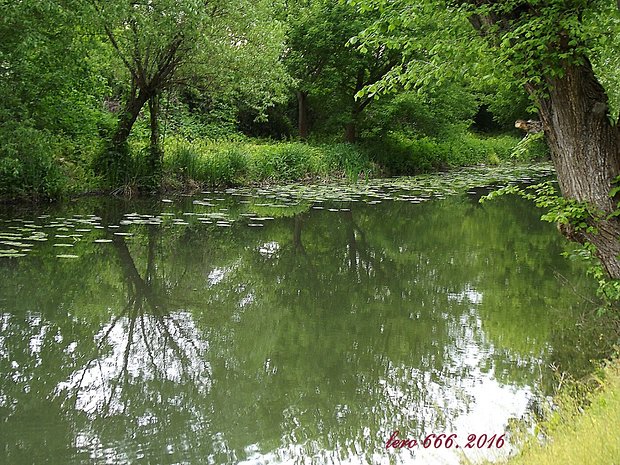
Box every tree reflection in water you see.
[58,225,211,418]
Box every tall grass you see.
[160,131,535,190]
[1,126,542,199]
[367,132,543,176]
[484,358,620,465]
[162,137,377,187]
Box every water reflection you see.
[0,186,612,464]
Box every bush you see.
[322,143,374,180]
[510,132,550,161]
[0,125,65,200]
[367,133,448,175]
[366,131,529,175]
[249,143,319,181]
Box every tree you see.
[0,0,107,198]
[283,0,401,141]
[350,0,620,278]
[91,0,288,185]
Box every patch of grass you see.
[487,357,620,465]
[246,143,320,181]
[162,137,376,187]
[367,131,543,176]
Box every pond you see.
[0,164,605,464]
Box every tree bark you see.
[344,92,372,143]
[112,87,150,154]
[533,60,620,278]
[98,85,151,184]
[297,91,309,140]
[344,121,357,143]
[345,107,361,143]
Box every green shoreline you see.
[478,357,620,465]
[1,133,545,203]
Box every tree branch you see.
[90,0,140,83]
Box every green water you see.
[0,167,610,464]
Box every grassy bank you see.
[366,131,546,175]
[160,138,376,189]
[494,357,620,465]
[0,130,545,201]
[155,131,542,190]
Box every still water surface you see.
[0,166,602,464]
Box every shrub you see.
[367,133,447,175]
[510,132,550,161]
[0,125,65,200]
[366,131,527,175]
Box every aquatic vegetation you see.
[0,164,553,262]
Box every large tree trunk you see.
[297,91,309,140]
[344,121,357,143]
[112,87,150,154]
[533,60,620,278]
[345,107,361,143]
[99,86,151,185]
[345,99,369,143]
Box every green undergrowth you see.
[0,123,101,201]
[161,137,376,188]
[158,131,544,189]
[482,356,620,465]
[1,128,547,201]
[367,131,547,175]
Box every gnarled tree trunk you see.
[533,60,620,278]
[98,84,151,184]
[112,86,151,155]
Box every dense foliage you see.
[0,0,549,200]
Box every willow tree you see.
[350,0,620,278]
[91,0,288,185]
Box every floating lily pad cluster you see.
[0,164,554,260]
[224,163,554,205]
[0,214,104,259]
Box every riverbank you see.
[0,131,545,202]
[491,357,620,465]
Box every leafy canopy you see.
[347,0,620,119]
